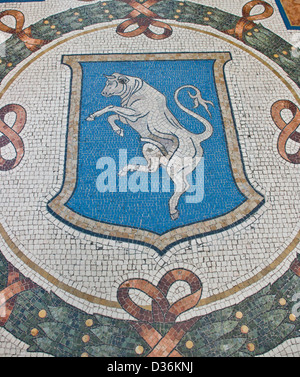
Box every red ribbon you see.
[225,0,274,41]
[0,262,36,326]
[271,100,300,164]
[0,104,26,171]
[0,10,50,52]
[117,269,202,357]
[291,258,300,277]
[116,0,172,40]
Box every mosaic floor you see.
[0,0,299,359]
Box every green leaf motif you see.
[253,309,288,332]
[199,337,247,357]
[84,344,137,358]
[237,294,275,323]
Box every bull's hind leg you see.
[119,143,162,176]
[167,156,200,220]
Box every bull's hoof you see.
[116,129,124,137]
[170,210,179,221]
[118,169,128,177]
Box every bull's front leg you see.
[107,114,124,137]
[86,105,141,123]
[87,111,124,136]
[86,105,114,121]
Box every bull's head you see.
[101,73,129,97]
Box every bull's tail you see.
[174,85,214,142]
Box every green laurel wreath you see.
[0,0,299,86]
[1,251,299,357]
[0,0,299,357]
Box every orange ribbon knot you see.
[271,100,300,164]
[118,269,202,357]
[0,10,50,52]
[0,104,26,171]
[225,0,274,41]
[116,0,173,40]
[0,262,36,326]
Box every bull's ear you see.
[117,75,129,85]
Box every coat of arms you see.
[47,52,264,254]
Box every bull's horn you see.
[104,74,116,79]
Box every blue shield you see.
[48,53,264,254]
